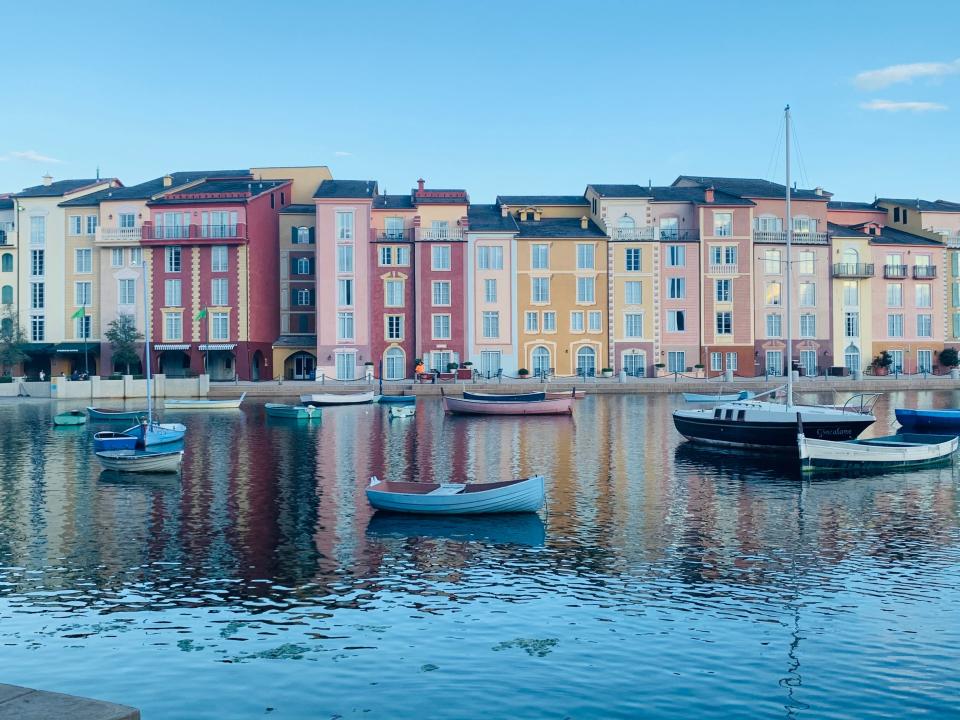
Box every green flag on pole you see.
[195,309,207,320]
[71,308,85,319]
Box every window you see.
[385,217,404,240]
[294,227,312,245]
[917,314,932,337]
[30,216,45,245]
[660,217,679,240]
[432,281,451,306]
[765,281,781,306]
[577,277,595,303]
[588,311,602,331]
[1,285,12,304]
[295,257,310,275]
[766,351,783,376]
[668,277,685,299]
[130,247,142,267]
[75,248,92,273]
[543,312,556,331]
[337,311,354,341]
[887,283,903,307]
[165,312,182,341]
[430,351,452,373]
[715,311,732,335]
[1,254,11,273]
[75,281,92,306]
[798,282,815,307]
[726,352,738,371]
[75,315,91,341]
[30,249,44,276]
[386,315,403,340]
[888,314,904,337]
[338,279,353,307]
[625,281,642,305]
[623,353,645,377]
[842,281,858,306]
[724,246,737,265]
[385,280,404,307]
[755,215,782,233]
[432,314,451,340]
[667,351,685,373]
[625,248,641,271]
[484,278,497,303]
[624,313,643,337]
[431,245,451,270]
[295,289,311,306]
[30,315,44,341]
[844,346,861,373]
[532,346,551,377]
[531,244,549,269]
[576,244,595,270]
[764,249,781,274]
[430,220,450,239]
[918,349,932,374]
[335,211,354,240]
[953,281,960,307]
[212,278,228,306]
[477,246,504,269]
[666,245,685,267]
[337,245,353,273]
[118,213,135,229]
[532,277,550,303]
[525,311,539,332]
[915,284,932,308]
[903,209,909,224]
[766,313,782,337]
[211,312,229,341]
[715,279,730,302]
[792,216,814,234]
[335,352,356,381]
[667,310,685,332]
[894,207,901,222]
[165,246,181,273]
[954,313,960,339]
[576,347,597,376]
[713,212,733,236]
[212,246,228,272]
[953,253,960,278]
[200,211,237,238]
[799,250,815,274]
[69,215,82,235]
[86,215,98,235]
[164,279,182,307]
[570,311,585,332]
[845,312,860,337]
[396,246,410,266]
[482,311,500,338]
[111,248,124,267]
[379,246,392,266]
[30,282,44,309]
[710,352,722,371]
[479,350,501,377]
[800,313,816,338]
[384,347,405,380]
[800,350,817,377]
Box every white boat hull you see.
[389,405,416,419]
[799,433,958,470]
[96,449,183,473]
[124,422,187,447]
[299,391,377,406]
[366,476,545,514]
[164,393,246,410]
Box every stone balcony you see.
[95,226,143,244]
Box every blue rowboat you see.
[87,407,146,421]
[895,408,960,431]
[93,431,138,452]
[53,410,87,426]
[379,395,416,405]
[682,390,755,403]
[366,475,545,515]
[265,403,321,420]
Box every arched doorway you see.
[112,357,142,375]
[284,351,316,380]
[384,347,405,380]
[531,346,550,377]
[844,343,860,373]
[842,247,859,266]
[207,351,236,381]
[251,350,264,381]
[576,346,596,377]
[159,350,191,377]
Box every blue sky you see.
[1,0,958,203]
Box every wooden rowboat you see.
[389,405,416,419]
[895,408,960,431]
[366,475,545,514]
[299,391,377,406]
[96,449,183,474]
[463,390,546,402]
[442,395,572,416]
[93,431,138,452]
[53,410,87,426]
[87,407,146,421]
[164,393,246,410]
[798,431,958,471]
[265,403,321,420]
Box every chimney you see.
[162,174,173,188]
[704,186,715,203]
[814,186,824,196]
[41,174,53,186]
[417,178,425,193]
[580,216,588,230]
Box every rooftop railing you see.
[96,226,142,243]
[753,229,829,244]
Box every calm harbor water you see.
[0,391,958,719]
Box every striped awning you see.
[154,343,191,351]
[199,344,236,351]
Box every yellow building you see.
[828,225,874,373]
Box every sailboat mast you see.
[142,256,153,425]
[784,104,794,408]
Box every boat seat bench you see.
[428,484,466,495]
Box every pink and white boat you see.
[442,395,573,416]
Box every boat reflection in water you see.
[366,512,546,547]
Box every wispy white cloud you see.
[860,99,948,112]
[9,150,62,164]
[334,150,352,157]
[855,59,960,90]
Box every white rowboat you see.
[389,405,416,419]
[96,449,183,473]
[164,393,246,410]
[366,475,545,514]
[798,431,958,471]
[299,391,377,406]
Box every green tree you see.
[0,304,28,376]
[873,350,893,373]
[104,314,144,375]
[940,347,959,368]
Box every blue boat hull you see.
[93,432,138,452]
[895,408,960,430]
[378,395,416,405]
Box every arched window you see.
[531,346,550,377]
[1,254,11,273]
[576,346,596,376]
[843,248,859,265]
[1,285,11,304]
[844,343,860,373]
[384,347,405,380]
[1,318,10,336]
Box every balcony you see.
[371,228,413,242]
[883,264,908,279]
[142,223,247,243]
[96,226,143,244]
[415,227,464,242]
[753,229,828,244]
[913,265,937,279]
[612,226,656,241]
[709,263,739,275]
[832,263,874,278]
[0,230,9,246]
[659,228,698,242]
[935,231,960,247]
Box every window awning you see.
[24,343,55,355]
[55,342,98,354]
[199,344,236,351]
[154,344,191,351]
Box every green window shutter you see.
[309,258,315,275]
[954,313,960,338]
[309,227,316,244]
[291,227,299,244]
[954,282,960,307]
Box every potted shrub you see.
[872,351,893,376]
[601,367,614,378]
[940,347,959,378]
[517,368,530,378]
[0,375,12,384]
[694,362,705,378]
[446,362,459,373]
